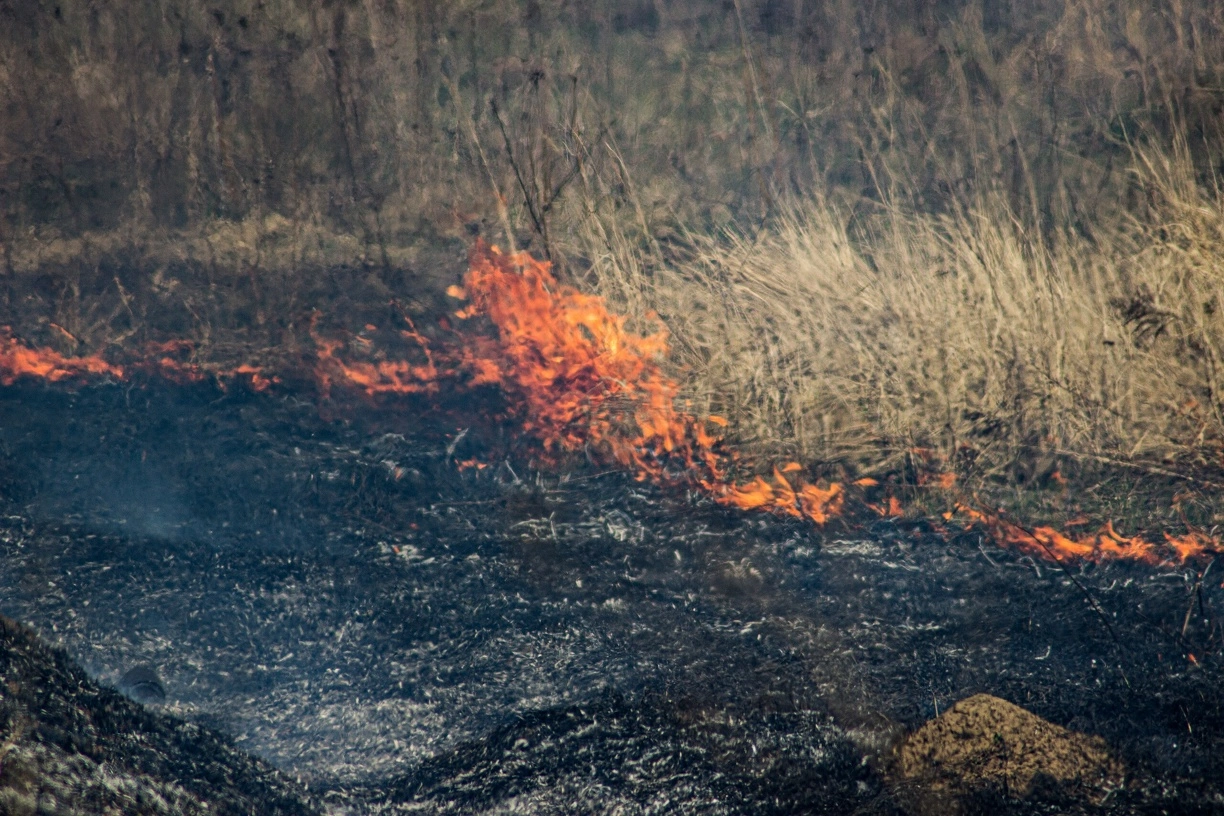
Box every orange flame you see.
[0,243,1218,568]
[451,241,844,523]
[957,504,1218,565]
[0,332,123,384]
[312,333,439,398]
[0,332,277,392]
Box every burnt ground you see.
[0,377,1222,814]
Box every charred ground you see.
[5,0,1224,811]
[0,377,1222,814]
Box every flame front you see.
[454,243,682,470]
[0,242,1217,567]
[957,505,1216,565]
[0,332,275,390]
[0,333,123,385]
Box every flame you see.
[312,333,439,398]
[231,365,277,392]
[0,332,276,392]
[308,313,444,399]
[451,241,844,523]
[452,242,677,465]
[0,332,123,384]
[957,504,1218,565]
[868,496,904,517]
[0,245,843,530]
[0,242,1218,568]
[922,471,957,489]
[132,340,280,391]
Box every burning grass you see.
[8,0,1224,549]
[1,239,1218,567]
[448,241,1221,564]
[8,0,1224,570]
[451,242,850,526]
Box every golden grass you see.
[572,143,1224,487]
[8,0,1224,500]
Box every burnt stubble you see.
[0,379,1220,813]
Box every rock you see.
[117,664,167,705]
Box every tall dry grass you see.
[574,141,1224,485]
[11,0,1224,265]
[527,0,1224,487]
[7,0,1224,491]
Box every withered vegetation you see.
[5,0,1224,521]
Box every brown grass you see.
[578,157,1224,484]
[547,0,1224,504]
[6,0,1224,506]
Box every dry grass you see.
[7,0,1224,503]
[553,0,1224,495]
[578,163,1224,486]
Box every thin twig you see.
[1182,557,1215,639]
[490,98,547,251]
[731,0,772,143]
[1051,447,1224,490]
[604,137,663,261]
[439,66,516,254]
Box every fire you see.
[957,505,1217,565]
[312,334,439,399]
[0,332,275,391]
[452,242,684,468]
[449,241,844,524]
[0,241,1218,567]
[0,332,123,384]
[310,314,443,399]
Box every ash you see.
[0,381,1222,814]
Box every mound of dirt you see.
[899,693,1124,805]
[0,614,319,816]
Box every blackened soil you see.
[0,379,1222,814]
[0,613,320,815]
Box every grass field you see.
[5,0,1224,528]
